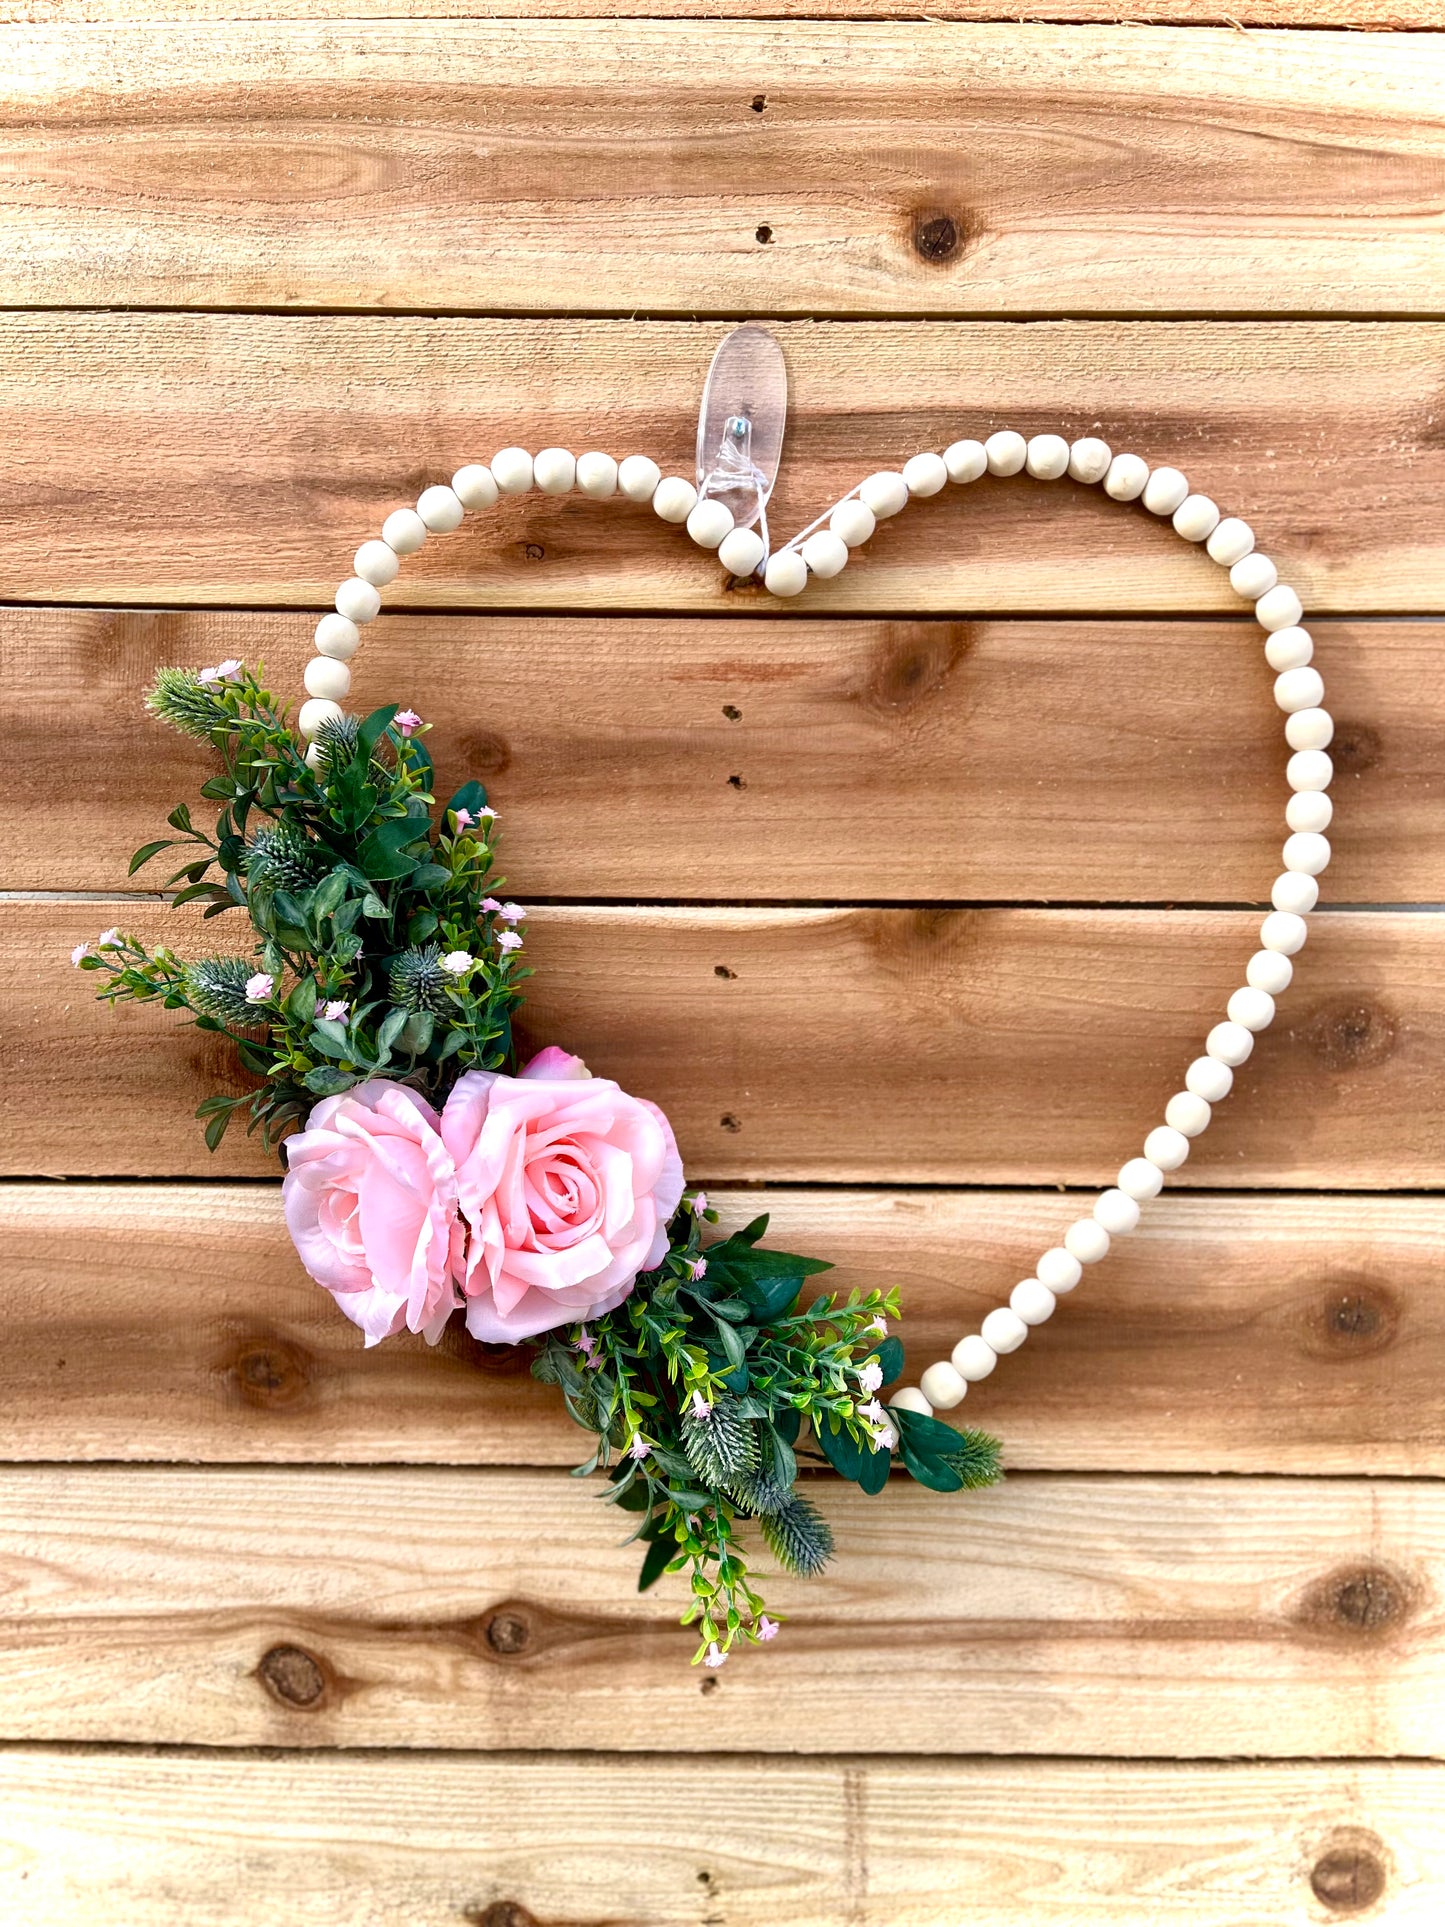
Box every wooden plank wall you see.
[1,9,1443,1923]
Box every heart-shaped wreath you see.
[76,330,1335,1665]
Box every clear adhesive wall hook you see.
[696,324,787,555]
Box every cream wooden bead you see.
[653,476,698,524]
[1144,1124,1191,1171]
[1142,466,1189,516]
[1064,1218,1110,1264]
[919,1360,967,1409]
[532,448,576,495]
[830,499,877,547]
[1228,986,1275,1031]
[980,1307,1028,1354]
[1025,434,1070,480]
[1172,494,1220,542]
[490,447,534,495]
[901,452,948,497]
[576,452,619,498]
[951,1334,998,1381]
[1265,626,1313,672]
[297,697,343,739]
[686,498,735,550]
[859,470,909,517]
[1164,1091,1211,1137]
[1247,949,1294,995]
[1118,1157,1164,1202]
[382,508,426,554]
[1103,453,1149,501]
[335,577,381,624]
[1286,791,1333,834]
[944,439,988,484]
[304,741,326,771]
[1230,553,1277,599]
[1068,437,1112,484]
[303,656,350,701]
[354,539,399,587]
[717,526,765,577]
[984,431,1027,477]
[764,549,808,597]
[1261,910,1308,954]
[618,455,662,502]
[1283,830,1331,875]
[1011,1278,1057,1325]
[314,614,361,660]
[1285,708,1334,752]
[452,464,500,510]
[1206,1020,1255,1066]
[1185,1055,1233,1102]
[1206,517,1254,566]
[1274,666,1325,714]
[1037,1246,1083,1292]
[1287,748,1333,792]
[801,530,849,578]
[1257,583,1304,632]
[891,1386,933,1417]
[1271,870,1319,914]
[417,484,465,532]
[1094,1189,1141,1235]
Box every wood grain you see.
[3,2,1434,24]
[2,1750,1440,1927]
[10,900,1440,1185]
[3,1183,1442,1474]
[0,1465,1441,1753]
[4,609,1432,903]
[0,317,1439,613]
[4,23,1442,317]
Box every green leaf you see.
[303,1065,357,1096]
[361,893,388,919]
[166,803,194,833]
[357,816,423,882]
[712,1316,747,1371]
[356,704,399,761]
[406,909,439,945]
[170,882,233,909]
[312,870,349,920]
[767,1424,797,1488]
[814,1416,863,1482]
[286,975,318,1026]
[377,1007,409,1055]
[446,778,489,821]
[637,1534,676,1594]
[407,863,450,892]
[857,1439,892,1496]
[738,1269,803,1324]
[874,1335,905,1386]
[899,1448,964,1493]
[396,1010,434,1056]
[203,1109,232,1152]
[128,839,173,876]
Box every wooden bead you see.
[944,439,988,484]
[801,530,849,578]
[1064,1218,1110,1264]
[1103,453,1149,501]
[297,697,343,739]
[576,452,619,498]
[830,499,877,547]
[717,527,765,577]
[1283,830,1331,875]
[1230,553,1277,598]
[984,431,1026,477]
[1274,666,1325,714]
[763,550,808,597]
[652,476,698,524]
[901,452,948,497]
[1285,708,1334,751]
[980,1307,1028,1354]
[1260,909,1308,954]
[1247,948,1294,995]
[1257,583,1304,632]
[891,1386,933,1417]
[1024,434,1070,480]
[314,614,361,660]
[1227,986,1276,1032]
[417,485,464,532]
[1011,1278,1057,1325]
[1144,1124,1191,1170]
[1164,1091,1211,1137]
[1287,748,1333,792]
[1206,517,1254,565]
[452,464,500,510]
[1068,437,1112,484]
[920,1360,967,1409]
[1185,1055,1233,1102]
[335,577,381,624]
[1264,626,1313,672]
[1142,466,1189,516]
[951,1334,998,1381]
[353,539,399,587]
[382,508,426,555]
[304,741,325,771]
[1118,1157,1164,1201]
[686,498,735,550]
[1172,494,1219,542]
[490,447,534,494]
[532,448,577,495]
[1272,870,1320,914]
[1037,1246,1083,1292]
[1093,1189,1141,1235]
[618,455,662,502]
[1206,1021,1255,1066]
[1286,790,1333,834]
[303,656,350,701]
[859,470,909,517]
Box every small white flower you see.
[244,971,275,1003]
[690,1391,712,1419]
[691,1190,709,1214]
[703,1642,728,1670]
[96,927,122,950]
[439,950,475,976]
[858,1397,886,1425]
[198,665,221,685]
[870,1421,899,1454]
[70,942,89,967]
[868,1314,888,1335]
[497,931,523,953]
[499,902,526,924]
[855,1361,884,1395]
[215,659,243,682]
[322,999,348,1021]
[627,1433,650,1462]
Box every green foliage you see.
[182,955,263,1024]
[760,1493,834,1578]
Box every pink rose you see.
[283,1082,462,1347]
[441,1047,685,1342]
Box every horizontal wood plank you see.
[3,3,1433,25]
[0,1465,1441,1753]
[4,609,1433,903]
[1,317,1440,613]
[3,1184,1442,1474]
[10,901,1441,1185]
[2,1750,1440,1927]
[4,23,1442,317]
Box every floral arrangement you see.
[76,662,1001,1663]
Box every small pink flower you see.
[481,898,502,915]
[691,1391,712,1419]
[476,804,497,821]
[574,1326,597,1356]
[452,807,476,830]
[689,1257,708,1282]
[198,665,220,685]
[756,1615,779,1642]
[703,1642,727,1670]
[628,1433,650,1461]
[871,1420,899,1454]
[96,927,122,950]
[855,1360,884,1394]
[322,999,348,1022]
[868,1314,888,1335]
[858,1397,886,1425]
[71,942,89,967]
[394,709,423,737]
[245,971,275,1003]
[440,950,475,976]
[691,1191,709,1214]
[496,931,523,953]
[499,903,526,924]
[215,659,243,682]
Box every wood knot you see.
[861,620,972,715]
[1296,1563,1414,1641]
[1310,1829,1389,1913]
[714,964,737,979]
[1297,999,1398,1073]
[912,209,967,264]
[256,1643,328,1708]
[521,542,545,562]
[755,223,773,245]
[466,1905,540,1927]
[485,1609,533,1657]
[455,728,511,776]
[719,1113,742,1133]
[222,1333,314,1410]
[1328,721,1382,775]
[1299,1276,1398,1360]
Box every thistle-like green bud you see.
[760,1493,834,1578]
[182,955,262,1024]
[246,821,325,895]
[683,1398,760,1488]
[729,1467,791,1518]
[312,712,360,777]
[389,943,452,1013]
[145,667,231,743]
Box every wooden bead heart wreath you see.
[80,327,1335,1664]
